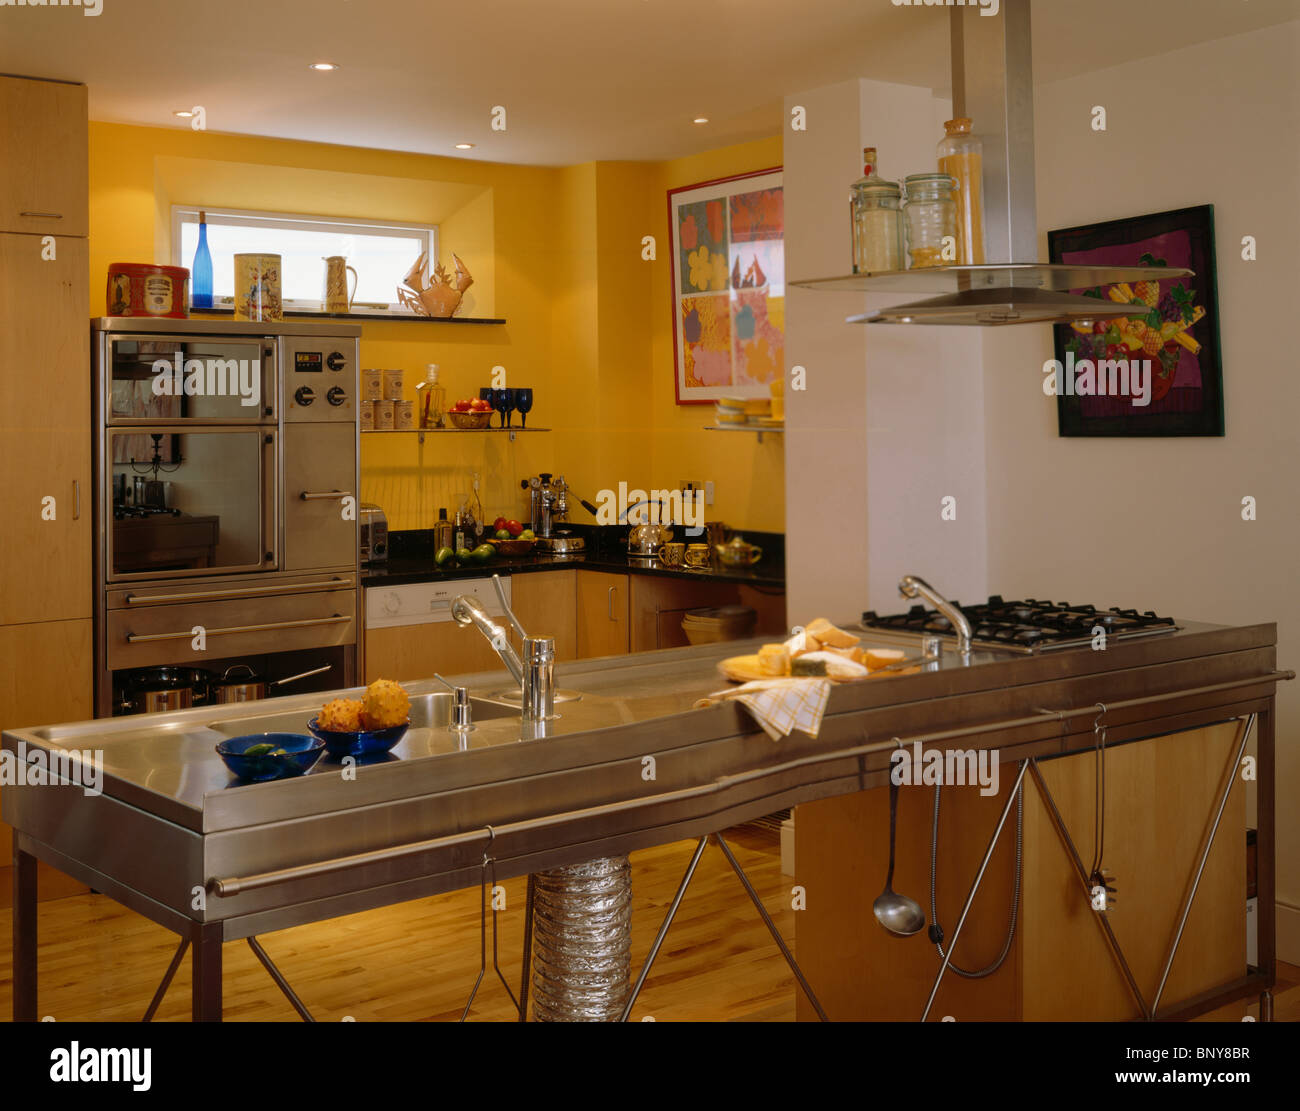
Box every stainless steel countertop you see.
[2,619,1238,827]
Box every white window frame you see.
[170,205,438,315]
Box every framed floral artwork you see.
[668,167,783,403]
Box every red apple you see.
[505,519,523,537]
[469,398,492,412]
[493,516,507,531]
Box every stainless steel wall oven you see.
[92,318,362,716]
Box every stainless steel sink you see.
[207,690,522,738]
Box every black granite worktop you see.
[361,524,785,589]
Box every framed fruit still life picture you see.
[668,167,784,403]
[1048,204,1224,437]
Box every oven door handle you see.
[124,578,351,605]
[299,490,352,501]
[126,614,351,643]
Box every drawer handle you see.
[20,211,62,219]
[73,479,80,521]
[608,585,615,621]
[124,578,350,604]
[126,614,350,643]
[300,490,351,501]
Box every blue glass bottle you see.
[191,210,213,309]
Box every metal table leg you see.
[921,760,1029,1022]
[619,836,708,1022]
[518,873,535,1022]
[247,937,316,1022]
[143,937,190,1022]
[1260,990,1274,1022]
[191,922,223,1022]
[12,845,38,1022]
[715,832,828,1022]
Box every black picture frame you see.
[1047,204,1224,437]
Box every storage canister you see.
[851,177,904,274]
[902,173,957,269]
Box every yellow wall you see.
[87,123,785,535]
[647,137,786,533]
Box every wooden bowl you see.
[446,409,493,429]
[487,537,536,556]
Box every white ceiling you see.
[1,0,1295,165]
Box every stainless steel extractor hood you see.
[792,0,1191,326]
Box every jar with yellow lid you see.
[902,173,957,269]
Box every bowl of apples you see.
[446,397,494,429]
[486,517,537,555]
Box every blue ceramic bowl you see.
[216,733,325,782]
[307,716,409,758]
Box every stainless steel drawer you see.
[106,586,357,669]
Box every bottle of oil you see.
[415,363,445,429]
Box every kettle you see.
[628,521,672,557]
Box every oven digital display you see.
[295,351,324,373]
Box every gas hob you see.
[861,595,1179,654]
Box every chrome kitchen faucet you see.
[899,574,972,656]
[451,574,555,722]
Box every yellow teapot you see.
[715,535,762,567]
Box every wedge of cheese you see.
[757,643,790,676]
[791,650,868,680]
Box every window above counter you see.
[171,205,437,315]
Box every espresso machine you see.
[521,473,597,554]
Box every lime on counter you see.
[435,546,454,566]
[471,544,495,564]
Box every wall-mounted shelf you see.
[791,262,1191,295]
[704,424,783,444]
[363,427,549,445]
[191,307,506,325]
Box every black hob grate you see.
[861,595,1178,653]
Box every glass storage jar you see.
[903,173,957,269]
[851,178,904,274]
[937,118,985,265]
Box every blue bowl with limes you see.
[307,716,408,758]
[216,733,325,782]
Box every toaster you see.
[359,503,388,563]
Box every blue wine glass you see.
[502,388,519,429]
[514,387,533,428]
[492,388,510,428]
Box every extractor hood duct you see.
[833,0,1191,326]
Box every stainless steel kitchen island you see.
[4,619,1289,1022]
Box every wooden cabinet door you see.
[510,570,577,661]
[576,571,629,659]
[0,423,92,625]
[0,77,88,237]
[364,620,506,685]
[0,232,91,428]
[0,617,92,906]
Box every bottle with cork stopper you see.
[415,363,446,429]
[937,118,985,265]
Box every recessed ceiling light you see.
[455,143,474,150]
[309,62,339,71]
[173,110,194,118]
[693,117,709,124]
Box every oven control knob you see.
[382,591,401,615]
[295,386,315,406]
[326,386,347,406]
[327,351,345,371]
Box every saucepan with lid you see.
[210,663,333,704]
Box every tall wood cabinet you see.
[0,75,92,904]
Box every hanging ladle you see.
[873,774,927,937]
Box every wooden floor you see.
[0,829,799,1022]
[0,828,1294,1022]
